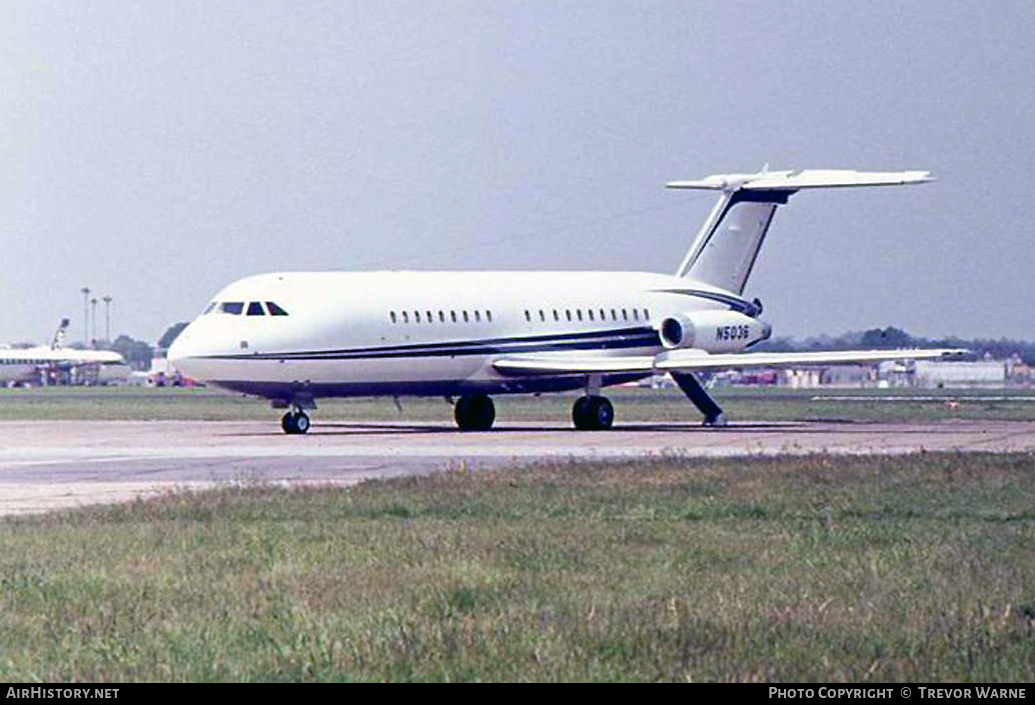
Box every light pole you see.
[80,287,90,344]
[90,298,98,346]
[103,296,112,342]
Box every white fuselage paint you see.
[169,271,751,401]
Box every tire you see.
[573,396,614,431]
[572,396,593,430]
[455,394,495,431]
[281,412,298,434]
[588,396,614,430]
[281,411,311,434]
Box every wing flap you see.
[493,354,656,376]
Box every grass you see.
[1,385,1034,423]
[1,453,1033,681]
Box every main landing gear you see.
[454,393,496,431]
[281,409,311,434]
[572,395,614,431]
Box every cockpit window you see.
[203,302,217,315]
[247,302,265,316]
[220,302,244,315]
[265,301,289,316]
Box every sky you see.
[2,1,1033,345]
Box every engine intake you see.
[658,310,771,353]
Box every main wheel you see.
[454,394,495,431]
[572,395,614,431]
[572,396,592,429]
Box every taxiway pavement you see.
[1,419,1033,515]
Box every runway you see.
[1,419,1033,515]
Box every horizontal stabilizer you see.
[667,169,933,192]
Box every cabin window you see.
[463,311,469,322]
[390,311,397,324]
[611,308,617,321]
[524,310,531,322]
[622,309,628,321]
[643,308,650,321]
[426,310,433,323]
[565,310,572,321]
[632,309,639,321]
[266,302,289,316]
[415,311,422,323]
[475,310,481,322]
[587,309,594,321]
[600,309,606,321]
[220,302,244,315]
[247,302,265,316]
[576,309,583,321]
[486,310,493,322]
[451,311,457,322]
[439,311,445,322]
[539,310,545,322]
[402,311,409,324]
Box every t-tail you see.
[669,169,934,295]
[51,318,70,351]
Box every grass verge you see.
[1,453,1033,681]
[1,385,1034,423]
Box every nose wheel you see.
[572,395,614,431]
[281,410,311,434]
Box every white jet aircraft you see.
[0,319,128,385]
[168,169,964,434]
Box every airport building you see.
[911,360,1007,388]
[715,358,1026,390]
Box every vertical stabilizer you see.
[51,318,70,350]
[668,169,933,295]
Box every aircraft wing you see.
[653,348,967,371]
[493,348,967,376]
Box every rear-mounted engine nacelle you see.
[658,310,772,353]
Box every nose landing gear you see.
[281,409,311,434]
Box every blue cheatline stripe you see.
[651,288,755,312]
[287,325,654,356]
[195,327,661,362]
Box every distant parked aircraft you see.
[0,319,128,385]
